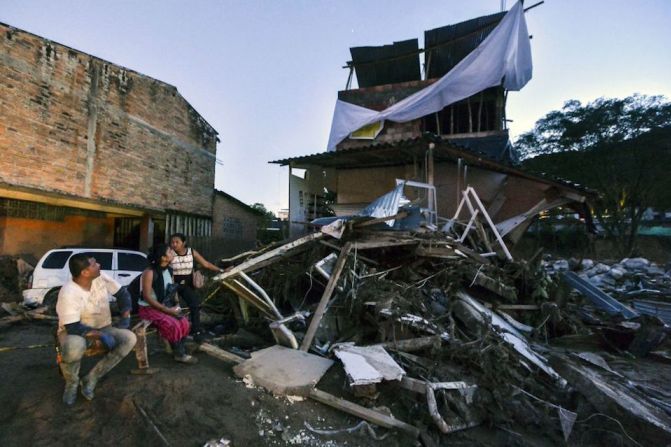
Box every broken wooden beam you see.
[301,242,353,351]
[198,342,245,364]
[308,388,420,437]
[376,336,441,352]
[215,232,324,280]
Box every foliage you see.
[522,126,671,256]
[516,94,671,159]
[250,202,275,223]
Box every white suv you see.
[22,248,147,307]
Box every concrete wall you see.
[0,24,217,216]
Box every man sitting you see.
[56,253,137,405]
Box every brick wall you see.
[212,193,260,244]
[0,24,217,215]
[336,80,433,151]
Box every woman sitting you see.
[138,244,197,364]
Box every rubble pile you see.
[205,201,671,446]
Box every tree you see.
[250,203,275,225]
[250,203,284,244]
[518,95,671,256]
[516,94,671,159]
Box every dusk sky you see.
[2,0,670,213]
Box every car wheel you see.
[43,288,60,315]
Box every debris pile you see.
[203,186,671,446]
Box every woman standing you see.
[138,244,197,364]
[169,233,224,342]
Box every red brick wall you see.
[0,24,217,215]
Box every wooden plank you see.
[377,336,441,352]
[300,242,353,351]
[319,240,378,265]
[216,232,324,280]
[308,388,420,437]
[198,342,245,364]
[483,304,540,311]
[415,245,459,259]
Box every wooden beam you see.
[198,342,245,364]
[300,242,353,351]
[377,336,441,352]
[216,232,324,280]
[308,388,420,437]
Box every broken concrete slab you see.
[233,345,333,396]
[333,344,405,386]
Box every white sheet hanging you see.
[327,1,532,151]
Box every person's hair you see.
[169,233,187,245]
[69,253,92,278]
[147,244,170,266]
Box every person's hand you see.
[168,305,182,317]
[84,329,102,340]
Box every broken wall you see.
[333,161,556,224]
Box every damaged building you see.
[0,23,231,258]
[272,5,591,242]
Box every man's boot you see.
[59,361,81,406]
[171,340,198,364]
[80,351,124,400]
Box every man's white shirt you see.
[56,273,121,333]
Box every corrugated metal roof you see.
[350,39,421,88]
[424,11,506,79]
[269,135,596,196]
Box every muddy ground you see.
[1,319,529,447]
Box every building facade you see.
[0,22,218,258]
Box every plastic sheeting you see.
[327,1,531,151]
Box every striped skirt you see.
[138,306,190,343]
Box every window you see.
[80,252,113,270]
[118,253,147,272]
[42,251,73,269]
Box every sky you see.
[2,0,670,213]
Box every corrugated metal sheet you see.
[632,300,671,325]
[360,182,405,226]
[350,39,421,88]
[424,11,505,79]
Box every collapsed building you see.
[272,2,591,244]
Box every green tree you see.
[250,203,284,245]
[518,95,671,256]
[516,94,671,159]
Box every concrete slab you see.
[233,345,334,396]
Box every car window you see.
[42,251,73,269]
[80,252,113,270]
[118,253,147,271]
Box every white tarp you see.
[326,1,532,151]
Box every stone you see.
[233,345,333,396]
[553,260,570,272]
[594,263,610,274]
[580,259,594,270]
[622,258,650,271]
[608,268,625,280]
